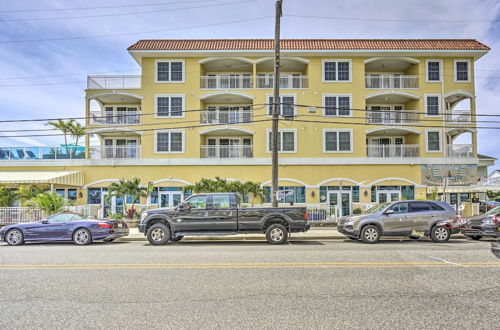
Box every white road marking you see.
[428,256,469,267]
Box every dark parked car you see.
[337,200,457,243]
[462,206,500,240]
[0,212,129,246]
[139,193,310,245]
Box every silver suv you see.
[337,200,457,244]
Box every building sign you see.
[421,164,477,186]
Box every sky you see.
[0,0,498,167]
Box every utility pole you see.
[271,0,283,207]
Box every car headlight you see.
[140,212,148,222]
[345,218,357,225]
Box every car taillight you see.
[304,211,309,221]
[492,215,500,224]
[98,222,113,229]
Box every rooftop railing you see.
[88,145,141,159]
[87,75,141,89]
[0,146,85,160]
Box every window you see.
[48,213,77,223]
[264,186,306,203]
[426,130,442,152]
[156,60,184,82]
[126,194,140,204]
[155,130,184,153]
[323,60,351,82]
[426,60,441,82]
[212,195,231,209]
[323,95,351,116]
[460,193,470,202]
[455,60,470,82]
[155,95,184,117]
[268,95,295,117]
[267,130,296,153]
[87,188,101,204]
[390,202,409,214]
[67,189,77,201]
[56,189,65,198]
[430,203,445,211]
[323,130,352,152]
[425,95,440,116]
[410,202,431,212]
[187,195,207,209]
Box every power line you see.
[0,0,222,13]
[0,16,272,44]
[286,14,500,23]
[0,69,140,80]
[0,0,255,22]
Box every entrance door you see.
[377,190,401,203]
[102,192,124,217]
[328,191,351,217]
[159,191,183,208]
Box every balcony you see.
[256,74,308,89]
[446,144,473,158]
[365,74,419,89]
[89,145,141,159]
[200,107,252,125]
[445,110,472,124]
[90,110,141,125]
[87,75,141,89]
[200,74,252,89]
[367,144,420,158]
[366,110,419,125]
[0,146,85,160]
[201,145,253,159]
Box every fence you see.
[0,207,46,224]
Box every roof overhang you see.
[366,126,421,135]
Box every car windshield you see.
[363,203,390,214]
[484,206,500,216]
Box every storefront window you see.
[87,188,101,204]
[460,193,469,202]
[56,189,65,198]
[126,194,140,204]
[67,189,77,201]
[264,186,306,203]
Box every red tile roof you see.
[128,39,490,51]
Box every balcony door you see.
[104,138,137,159]
[206,137,252,158]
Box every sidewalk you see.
[118,226,468,242]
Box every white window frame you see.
[425,59,442,83]
[425,129,442,153]
[154,129,185,154]
[454,59,471,83]
[322,59,352,83]
[424,94,442,117]
[322,94,352,117]
[322,129,353,153]
[266,93,297,117]
[155,59,185,83]
[154,94,185,118]
[266,129,297,153]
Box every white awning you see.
[0,171,83,187]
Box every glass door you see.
[159,191,183,208]
[377,190,401,203]
[328,191,352,217]
[104,139,114,159]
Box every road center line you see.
[427,256,469,267]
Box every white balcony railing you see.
[89,146,141,159]
[257,74,308,89]
[0,146,85,160]
[365,75,419,89]
[366,110,420,125]
[367,144,420,158]
[446,144,473,158]
[200,108,252,124]
[87,75,141,89]
[0,208,46,224]
[445,110,472,124]
[90,111,141,125]
[201,145,253,159]
[200,74,252,89]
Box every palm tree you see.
[46,119,74,156]
[0,186,19,207]
[18,185,46,205]
[29,192,66,215]
[244,181,268,206]
[106,178,148,219]
[68,121,85,158]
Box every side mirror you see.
[41,220,49,224]
[384,210,394,215]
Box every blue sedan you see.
[0,212,129,246]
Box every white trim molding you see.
[86,90,144,100]
[322,128,354,153]
[316,178,361,186]
[200,91,255,100]
[260,178,313,188]
[87,127,144,135]
[363,177,425,189]
[444,90,475,100]
[266,128,297,153]
[154,129,186,154]
[199,57,254,64]
[365,126,421,135]
[154,94,185,118]
[364,90,420,100]
[364,57,420,64]
[83,178,120,189]
[424,94,442,117]
[454,59,471,83]
[322,59,352,83]
[425,59,443,83]
[199,126,255,135]
[425,129,443,153]
[155,59,185,83]
[255,56,309,64]
[152,178,192,185]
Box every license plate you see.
[118,223,123,228]
[411,230,425,237]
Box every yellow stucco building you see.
[0,39,492,217]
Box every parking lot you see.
[0,238,498,329]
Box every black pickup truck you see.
[139,193,310,244]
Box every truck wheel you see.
[147,223,171,245]
[360,225,380,244]
[265,224,288,244]
[430,226,450,243]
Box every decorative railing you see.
[0,146,85,160]
[200,74,252,89]
[200,145,253,159]
[366,110,419,124]
[257,74,308,89]
[445,110,472,124]
[446,144,473,158]
[0,207,46,224]
[200,108,252,124]
[365,74,419,89]
[87,75,141,89]
[89,145,141,159]
[89,111,141,125]
[367,144,420,158]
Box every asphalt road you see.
[0,238,499,330]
